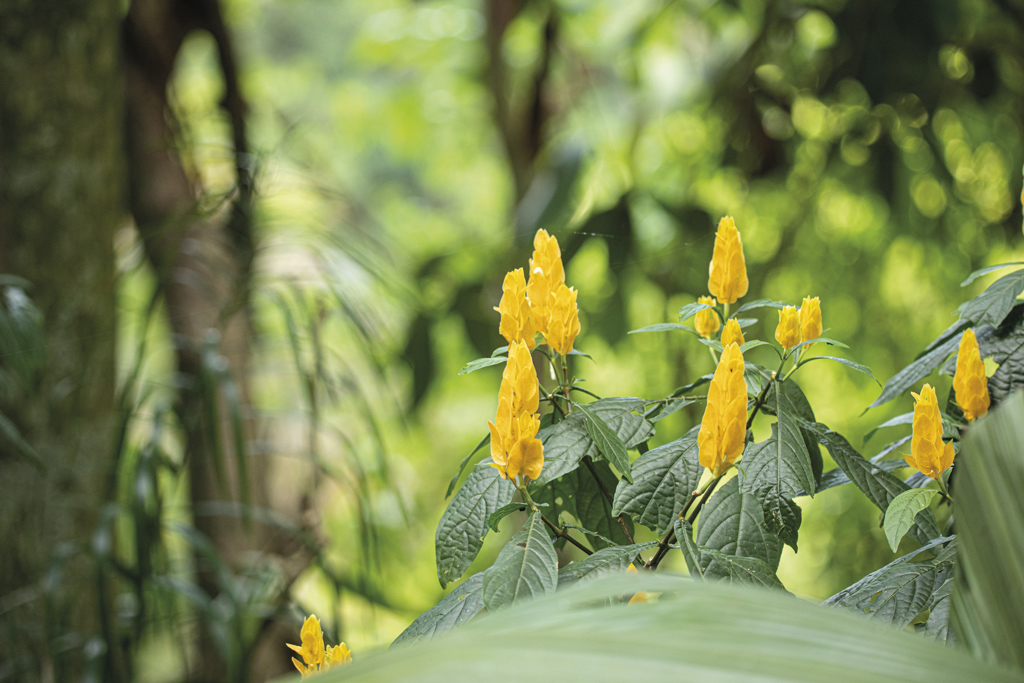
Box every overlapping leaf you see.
[530,460,632,550]
[557,542,657,586]
[393,574,484,646]
[695,478,782,578]
[957,268,1024,328]
[677,519,785,590]
[481,512,558,610]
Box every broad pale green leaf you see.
[611,428,702,535]
[678,301,714,322]
[826,537,956,629]
[393,574,484,646]
[333,573,1018,683]
[955,391,1024,668]
[486,502,529,533]
[436,461,516,588]
[457,356,506,375]
[557,543,657,586]
[629,322,694,334]
[958,268,1024,328]
[696,478,783,577]
[482,512,558,610]
[884,489,939,552]
[446,433,490,498]
[870,321,967,408]
[798,355,878,384]
[817,429,942,546]
[575,402,632,483]
[961,262,1024,287]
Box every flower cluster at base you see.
[906,384,954,480]
[488,340,544,483]
[697,343,747,477]
[287,615,351,677]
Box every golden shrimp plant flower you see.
[527,229,565,337]
[721,317,745,348]
[799,296,822,345]
[488,340,544,482]
[495,268,536,349]
[775,306,800,351]
[695,296,720,339]
[546,283,581,357]
[708,216,749,304]
[698,343,747,477]
[287,615,351,677]
[905,384,955,480]
[953,328,990,421]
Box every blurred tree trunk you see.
[124,1,305,680]
[0,0,123,680]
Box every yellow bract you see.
[697,343,747,477]
[488,340,544,482]
[775,306,800,351]
[721,317,744,348]
[953,328,990,421]
[527,229,565,337]
[546,283,581,357]
[799,296,822,345]
[495,268,536,350]
[287,615,351,677]
[695,296,720,339]
[905,384,955,480]
[708,216,749,304]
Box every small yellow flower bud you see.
[708,216,749,304]
[695,296,720,339]
[905,384,955,480]
[495,268,536,350]
[799,296,822,345]
[546,283,581,357]
[698,343,747,477]
[953,328,989,421]
[775,306,800,351]
[488,341,543,482]
[721,318,745,348]
[527,229,565,337]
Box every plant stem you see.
[644,474,722,570]
[582,456,635,544]
[540,513,593,555]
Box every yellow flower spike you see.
[287,615,326,677]
[721,317,744,348]
[489,340,543,481]
[775,306,800,351]
[695,296,720,339]
[495,268,536,350]
[953,328,990,421]
[697,343,747,477]
[527,229,565,337]
[905,384,955,480]
[708,216,749,304]
[325,643,352,668]
[799,296,822,345]
[546,283,581,357]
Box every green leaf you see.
[955,391,1024,667]
[678,301,714,322]
[958,268,1024,327]
[884,489,939,552]
[575,459,634,550]
[736,426,808,551]
[787,337,850,355]
[816,430,941,546]
[961,262,1024,287]
[436,461,517,588]
[0,411,44,470]
[962,304,1024,404]
[458,356,507,375]
[612,428,702,535]
[644,396,698,423]
[698,549,787,590]
[574,402,632,483]
[446,433,491,499]
[482,512,558,610]
[924,576,954,642]
[392,574,484,646]
[760,380,824,489]
[487,502,529,533]
[731,299,788,316]
[815,459,907,494]
[333,572,1018,683]
[826,536,956,629]
[744,362,772,397]
[869,321,968,408]
[675,520,704,578]
[557,543,657,586]
[696,478,783,577]
[629,322,694,334]
[799,355,879,384]
[739,339,776,354]
[491,345,509,357]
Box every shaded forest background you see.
[1,0,1023,681]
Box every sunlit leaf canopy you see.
[164,0,1024,654]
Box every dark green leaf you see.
[870,323,967,408]
[645,396,698,423]
[612,428,702,535]
[482,512,558,610]
[815,459,907,494]
[799,355,878,384]
[575,459,634,550]
[924,576,954,642]
[744,362,772,397]
[436,461,517,588]
[787,337,850,355]
[575,402,632,483]
[699,549,787,590]
[961,263,1024,287]
[458,356,507,375]
[958,268,1024,327]
[696,478,783,576]
[675,520,704,578]
[446,433,491,499]
[761,380,823,489]
[393,575,484,646]
[884,489,939,552]
[487,502,530,533]
[557,543,657,586]
[739,339,776,354]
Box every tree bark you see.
[0,0,123,680]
